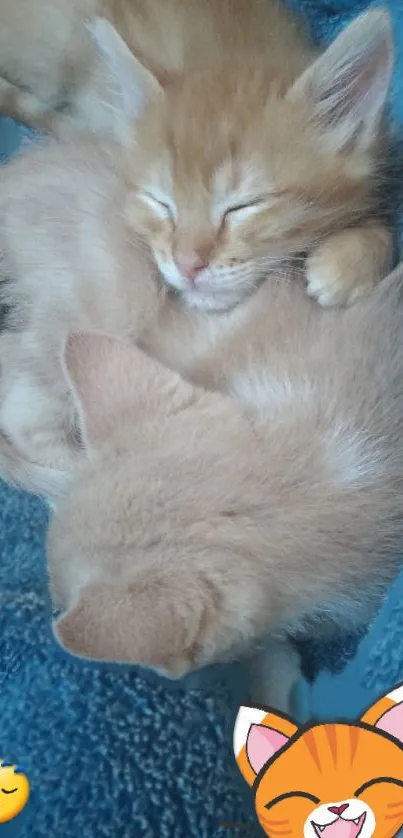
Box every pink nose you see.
[328,805,349,817]
[175,252,206,282]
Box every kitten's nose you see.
[328,804,349,817]
[175,252,206,282]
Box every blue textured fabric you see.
[0,482,259,837]
[302,565,403,722]
[0,2,403,836]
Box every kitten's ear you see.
[288,9,393,152]
[62,332,138,447]
[53,569,215,677]
[89,18,162,134]
[360,684,403,745]
[62,331,190,447]
[233,706,298,786]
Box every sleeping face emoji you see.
[0,760,30,823]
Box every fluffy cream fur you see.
[49,264,403,707]
[1,137,403,708]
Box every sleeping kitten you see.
[45,263,403,713]
[0,0,394,308]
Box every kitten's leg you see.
[246,637,301,713]
[305,221,393,308]
[0,333,70,497]
[0,367,76,478]
[0,77,60,133]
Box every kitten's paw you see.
[306,225,393,308]
[246,640,301,714]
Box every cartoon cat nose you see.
[175,252,207,282]
[328,804,349,816]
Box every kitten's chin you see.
[178,281,261,312]
[180,289,241,312]
[156,258,266,312]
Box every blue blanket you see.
[0,3,403,835]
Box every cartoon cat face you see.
[234,687,403,838]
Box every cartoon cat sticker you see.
[234,685,403,838]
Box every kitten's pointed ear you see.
[233,706,298,786]
[89,17,162,134]
[62,332,138,447]
[53,569,214,677]
[288,9,393,152]
[360,683,403,745]
[63,331,194,447]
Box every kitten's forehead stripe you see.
[349,726,360,764]
[212,160,270,204]
[325,724,338,764]
[303,730,321,771]
[213,161,236,198]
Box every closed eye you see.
[1,787,17,794]
[265,791,320,812]
[221,194,279,227]
[355,778,403,797]
[224,197,267,218]
[137,191,174,220]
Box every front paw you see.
[305,228,392,308]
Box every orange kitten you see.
[13,264,403,710]
[0,0,394,307]
[234,686,403,838]
[100,6,395,310]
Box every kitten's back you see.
[46,267,403,676]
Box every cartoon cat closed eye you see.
[234,685,403,838]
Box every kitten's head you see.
[92,10,392,310]
[235,687,403,838]
[47,333,266,675]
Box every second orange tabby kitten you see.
[0,0,394,307]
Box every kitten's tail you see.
[0,430,69,502]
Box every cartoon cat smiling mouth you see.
[312,812,366,838]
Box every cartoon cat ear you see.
[62,331,192,447]
[53,568,216,677]
[360,683,403,745]
[234,706,298,786]
[288,9,393,152]
[89,17,162,139]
